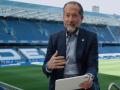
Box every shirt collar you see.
[66,28,79,37]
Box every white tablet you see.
[55,75,89,90]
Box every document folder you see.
[55,75,89,90]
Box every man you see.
[42,1,100,90]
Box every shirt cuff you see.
[45,64,52,73]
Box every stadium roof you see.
[0,0,120,26]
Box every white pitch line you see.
[0,81,23,90]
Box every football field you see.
[0,60,120,90]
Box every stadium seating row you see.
[0,48,46,66]
[0,47,120,66]
[0,17,120,43]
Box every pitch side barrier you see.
[0,48,47,67]
[0,48,120,67]
[108,82,120,90]
[99,53,120,60]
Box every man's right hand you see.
[47,51,66,70]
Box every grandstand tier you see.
[0,16,120,44]
[0,48,46,67]
[0,0,120,67]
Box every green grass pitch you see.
[0,60,120,90]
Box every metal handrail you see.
[108,82,120,90]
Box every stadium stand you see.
[109,26,120,42]
[0,0,120,67]
[0,48,46,67]
[0,17,120,43]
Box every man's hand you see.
[79,74,93,89]
[47,51,66,70]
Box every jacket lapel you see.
[57,29,86,61]
[76,28,86,62]
[57,31,66,58]
[56,31,66,78]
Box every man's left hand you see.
[79,74,93,89]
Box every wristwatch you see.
[87,73,94,80]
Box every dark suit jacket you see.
[42,28,100,90]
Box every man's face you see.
[64,4,83,33]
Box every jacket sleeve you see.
[86,33,98,78]
[42,35,56,77]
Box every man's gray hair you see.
[63,1,84,16]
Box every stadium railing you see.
[108,82,120,90]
